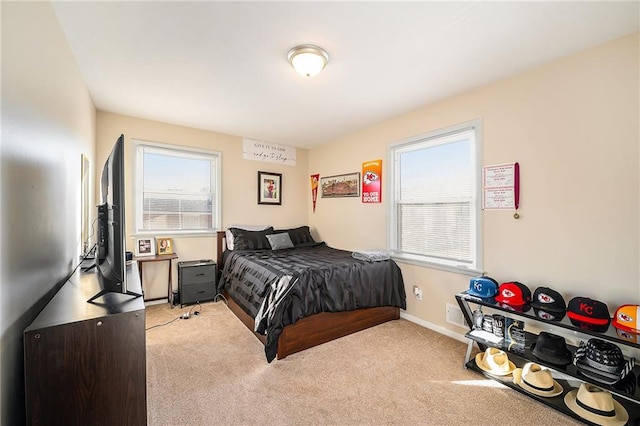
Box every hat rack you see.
[455,291,640,425]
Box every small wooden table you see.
[134,253,178,304]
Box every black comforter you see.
[219,243,406,362]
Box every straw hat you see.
[564,383,628,426]
[512,362,563,397]
[475,348,516,376]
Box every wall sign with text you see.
[243,138,296,166]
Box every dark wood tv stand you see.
[24,263,147,425]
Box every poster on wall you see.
[482,162,520,211]
[362,160,382,203]
[310,174,319,212]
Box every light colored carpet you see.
[145,302,582,426]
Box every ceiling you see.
[51,1,639,149]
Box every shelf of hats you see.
[455,277,640,426]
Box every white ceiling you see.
[51,1,639,149]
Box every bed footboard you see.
[277,306,400,359]
[224,290,399,360]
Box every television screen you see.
[88,134,141,303]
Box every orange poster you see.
[362,160,382,203]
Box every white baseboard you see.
[400,312,468,344]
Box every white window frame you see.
[387,119,483,275]
[133,139,222,236]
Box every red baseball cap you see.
[495,282,532,306]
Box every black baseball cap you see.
[531,287,566,313]
[567,297,611,332]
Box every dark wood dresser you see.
[24,263,146,425]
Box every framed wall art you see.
[258,171,282,205]
[156,237,174,255]
[135,238,155,257]
[321,172,360,198]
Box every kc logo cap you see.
[467,276,498,299]
[567,297,611,332]
[530,287,566,313]
[612,305,640,334]
[495,282,532,306]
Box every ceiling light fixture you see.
[287,44,329,77]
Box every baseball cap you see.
[530,287,566,313]
[467,276,498,299]
[612,305,640,334]
[495,282,531,306]
[567,297,611,332]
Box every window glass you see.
[388,121,482,272]
[135,142,221,234]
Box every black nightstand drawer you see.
[178,260,217,307]
[181,282,216,305]
[179,263,216,285]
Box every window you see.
[134,141,221,235]
[388,120,482,273]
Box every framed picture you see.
[258,171,282,205]
[156,237,174,255]
[321,172,360,198]
[135,238,155,257]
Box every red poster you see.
[310,174,319,212]
[362,160,382,203]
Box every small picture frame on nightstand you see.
[156,237,174,255]
[135,238,155,257]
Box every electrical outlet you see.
[413,286,423,301]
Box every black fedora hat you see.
[531,331,573,366]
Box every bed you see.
[216,227,406,362]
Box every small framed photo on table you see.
[135,238,155,257]
[258,171,282,205]
[156,237,174,255]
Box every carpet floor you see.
[145,301,583,426]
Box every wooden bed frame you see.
[216,231,400,360]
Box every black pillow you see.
[228,227,274,250]
[274,226,316,247]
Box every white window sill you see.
[391,254,483,277]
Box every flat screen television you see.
[88,134,141,303]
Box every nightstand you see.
[177,260,217,307]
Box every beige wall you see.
[309,33,640,339]
[1,2,96,424]
[96,112,309,298]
